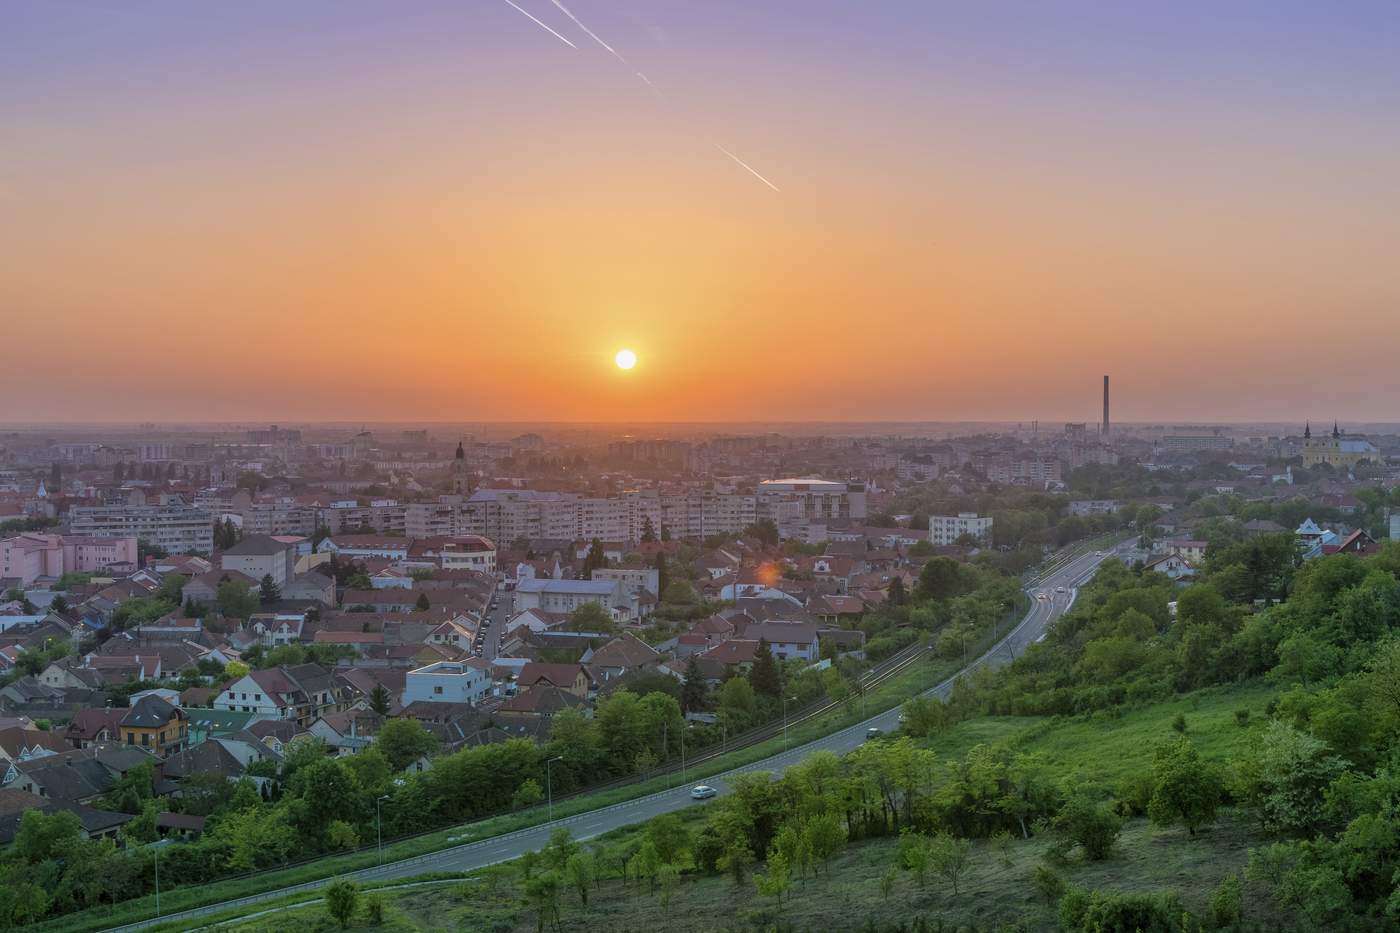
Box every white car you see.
[690,785,717,800]
[1055,586,1066,594]
[866,727,884,740]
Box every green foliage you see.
[1033,862,1066,904]
[1058,885,1190,932]
[748,639,781,698]
[1146,736,1222,836]
[1053,790,1122,861]
[1210,874,1243,928]
[375,718,438,771]
[323,879,359,929]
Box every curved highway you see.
[107,543,1126,932]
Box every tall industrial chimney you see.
[1102,375,1110,438]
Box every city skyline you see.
[7,1,1400,422]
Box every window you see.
[434,685,443,695]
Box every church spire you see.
[455,439,465,460]
[1304,421,1311,439]
[1333,422,1340,439]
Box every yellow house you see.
[119,695,189,757]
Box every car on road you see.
[865,727,883,740]
[1036,592,1048,600]
[690,785,717,800]
[1055,586,1066,593]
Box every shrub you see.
[364,891,384,923]
[1234,708,1251,727]
[1059,885,1189,932]
[1172,712,1188,733]
[324,880,359,929]
[1032,863,1065,904]
[1054,792,1122,861]
[1210,875,1242,928]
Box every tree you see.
[512,778,544,811]
[1146,737,1222,836]
[654,551,670,599]
[582,537,608,577]
[886,576,907,606]
[929,831,972,895]
[217,579,258,619]
[324,880,359,929]
[49,461,61,490]
[717,676,758,733]
[368,683,391,716]
[681,655,708,713]
[918,556,974,601]
[375,718,438,771]
[524,870,562,932]
[756,851,792,905]
[640,515,657,543]
[569,601,613,633]
[259,574,281,605]
[1053,790,1122,861]
[748,639,781,698]
[805,810,848,872]
[564,851,594,905]
[1235,721,1347,834]
[899,830,932,887]
[415,592,431,611]
[743,519,780,547]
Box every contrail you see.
[546,0,780,192]
[501,0,577,48]
[713,143,781,192]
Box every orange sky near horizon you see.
[6,2,1400,424]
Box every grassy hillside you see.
[216,813,1275,933]
[210,682,1289,933]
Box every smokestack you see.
[1102,375,1110,437]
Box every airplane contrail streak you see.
[546,0,781,192]
[502,0,578,48]
[713,143,781,192]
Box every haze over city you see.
[7,1,1400,422]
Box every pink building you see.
[0,533,138,586]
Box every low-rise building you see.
[402,659,491,706]
[929,513,993,546]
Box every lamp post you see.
[375,794,390,864]
[153,844,160,918]
[782,695,797,749]
[546,756,563,822]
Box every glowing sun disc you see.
[615,349,637,370]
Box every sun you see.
[615,348,637,370]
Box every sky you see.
[5,1,1400,424]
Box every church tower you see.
[452,440,468,495]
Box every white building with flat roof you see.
[402,659,491,706]
[929,512,993,546]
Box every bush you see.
[1032,863,1065,904]
[1116,771,1155,818]
[1234,708,1250,727]
[1054,792,1122,861]
[1210,875,1242,928]
[1059,885,1189,932]
[1172,712,1188,733]
[324,880,359,929]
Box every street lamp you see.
[782,695,797,749]
[546,756,564,822]
[375,794,390,864]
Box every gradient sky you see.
[5,1,1400,423]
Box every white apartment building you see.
[1069,499,1122,516]
[402,659,491,706]
[515,578,626,615]
[757,478,868,523]
[68,503,214,554]
[929,512,993,546]
[592,566,660,596]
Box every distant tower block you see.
[1102,375,1110,437]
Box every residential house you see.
[118,695,189,757]
[221,535,297,589]
[402,659,491,706]
[515,662,591,699]
[214,663,341,726]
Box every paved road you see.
[108,544,1126,931]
